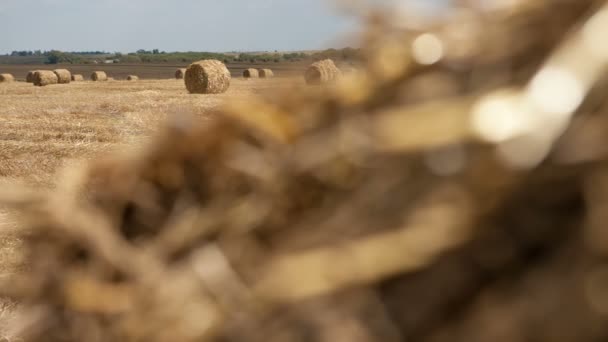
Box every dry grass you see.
[0,77,297,184]
[0,76,300,337]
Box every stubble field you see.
[0,71,302,279]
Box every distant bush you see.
[8,48,359,65]
[45,50,83,64]
[119,55,142,63]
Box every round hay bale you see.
[126,75,139,81]
[71,74,84,82]
[33,70,58,87]
[184,59,231,94]
[0,73,15,83]
[53,69,71,84]
[259,68,274,78]
[341,66,358,75]
[91,71,108,82]
[243,68,259,78]
[26,70,40,83]
[175,68,187,79]
[107,77,115,81]
[304,59,342,85]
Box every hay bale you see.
[175,68,187,79]
[107,77,115,81]
[53,69,71,84]
[126,75,139,81]
[91,71,108,82]
[26,70,39,83]
[243,68,259,78]
[33,70,58,86]
[71,74,84,82]
[184,59,231,94]
[0,73,14,83]
[304,59,342,85]
[259,68,274,78]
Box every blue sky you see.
[0,0,360,54]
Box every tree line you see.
[3,48,360,65]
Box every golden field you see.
[0,76,298,274]
[0,76,301,333]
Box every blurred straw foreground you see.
[5,0,608,340]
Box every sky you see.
[0,0,361,54]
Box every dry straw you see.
[184,59,231,94]
[126,75,139,81]
[71,74,84,82]
[304,59,342,85]
[259,68,274,78]
[26,70,39,83]
[91,71,108,81]
[53,69,71,84]
[0,73,14,83]
[243,68,259,78]
[175,68,187,79]
[32,70,58,86]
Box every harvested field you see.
[0,76,300,292]
[0,76,302,335]
[0,77,299,185]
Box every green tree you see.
[45,50,62,64]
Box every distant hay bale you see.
[243,68,259,78]
[0,73,15,83]
[107,77,115,81]
[126,75,139,81]
[91,71,108,82]
[259,68,274,78]
[184,59,231,94]
[175,68,187,79]
[33,70,58,86]
[26,70,39,83]
[53,69,71,84]
[71,74,84,82]
[304,59,342,85]
[340,65,358,75]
